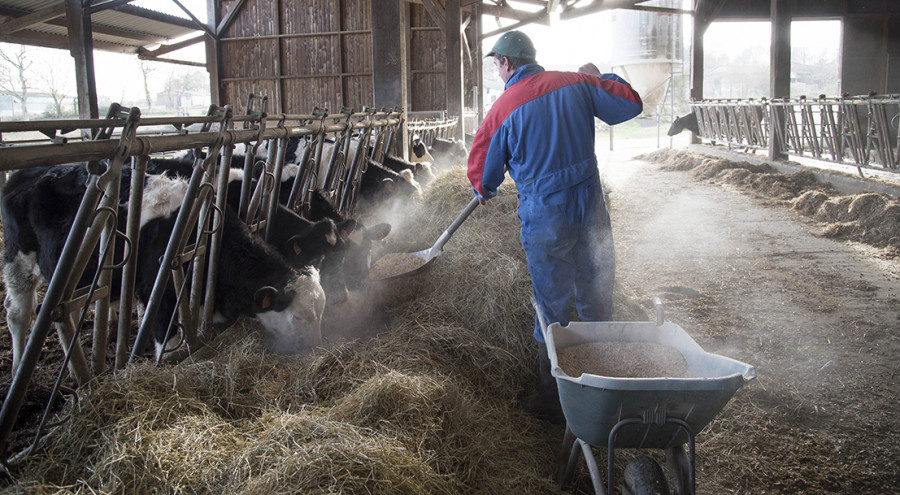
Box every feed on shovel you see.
[369,252,428,280]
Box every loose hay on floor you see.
[636,148,900,254]
[11,167,626,494]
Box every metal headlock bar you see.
[0,102,404,466]
[407,115,459,148]
[690,94,900,171]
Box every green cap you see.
[486,30,536,60]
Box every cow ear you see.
[337,219,359,241]
[254,286,278,311]
[287,236,304,256]
[368,222,391,241]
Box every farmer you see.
[467,30,643,422]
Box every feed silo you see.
[610,0,683,117]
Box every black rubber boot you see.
[521,343,565,424]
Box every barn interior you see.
[0,1,899,493]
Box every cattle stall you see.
[0,102,404,463]
[687,94,900,171]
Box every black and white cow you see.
[381,154,436,187]
[316,138,423,205]
[429,137,469,168]
[1,163,327,374]
[147,157,391,305]
[409,135,469,170]
[667,112,700,136]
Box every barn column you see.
[65,0,99,122]
[445,0,465,140]
[690,1,710,145]
[472,4,484,132]
[768,0,791,161]
[372,0,409,155]
[206,0,222,106]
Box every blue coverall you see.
[467,64,643,342]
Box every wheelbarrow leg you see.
[557,425,577,485]
[578,439,608,495]
[666,445,691,495]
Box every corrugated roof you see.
[0,0,203,54]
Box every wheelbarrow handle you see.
[530,295,550,337]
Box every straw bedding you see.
[4,167,648,494]
[635,148,900,254]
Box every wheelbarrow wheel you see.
[624,455,671,495]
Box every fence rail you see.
[690,95,900,171]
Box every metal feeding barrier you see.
[690,94,900,172]
[0,100,403,468]
[406,115,459,148]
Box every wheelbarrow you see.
[541,299,756,495]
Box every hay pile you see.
[636,149,900,254]
[4,168,648,494]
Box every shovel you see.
[413,196,480,264]
[368,197,479,301]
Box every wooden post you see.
[769,0,791,161]
[66,0,99,123]
[690,2,708,145]
[473,4,484,133]
[445,0,464,139]
[372,1,409,157]
[207,1,221,106]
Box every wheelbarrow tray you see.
[545,320,756,449]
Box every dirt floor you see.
[602,142,900,493]
[1,134,899,493]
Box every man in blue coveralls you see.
[467,30,643,422]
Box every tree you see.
[140,60,155,110]
[35,52,74,118]
[0,44,32,120]
[161,67,206,113]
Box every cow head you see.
[253,266,326,353]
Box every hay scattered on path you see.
[636,149,900,254]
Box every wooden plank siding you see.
[218,0,372,115]
[213,1,476,119]
[408,4,445,112]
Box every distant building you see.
[0,91,75,119]
[155,90,211,114]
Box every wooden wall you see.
[218,0,372,115]
[214,0,476,118]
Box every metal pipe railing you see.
[689,94,900,171]
[0,100,407,466]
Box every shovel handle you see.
[433,197,480,252]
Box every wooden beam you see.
[0,2,66,36]
[481,9,549,39]
[206,0,222,108]
[138,34,206,57]
[169,0,216,39]
[421,0,446,30]
[66,0,99,121]
[769,0,791,161]
[87,0,136,15]
[215,0,247,36]
[480,4,548,21]
[372,0,408,110]
[559,0,644,20]
[446,0,464,138]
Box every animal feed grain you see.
[370,252,427,280]
[558,342,693,378]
